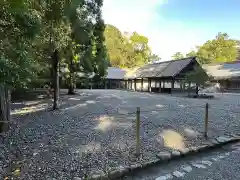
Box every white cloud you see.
[102,0,208,60]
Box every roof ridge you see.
[149,56,196,65]
[172,57,197,77]
[203,60,240,66]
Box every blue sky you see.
[102,0,240,60]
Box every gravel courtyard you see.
[1,90,240,179]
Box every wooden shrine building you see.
[123,56,204,94]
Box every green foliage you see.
[1,0,107,90]
[0,0,42,88]
[149,53,161,63]
[196,32,237,64]
[185,66,210,88]
[171,52,184,60]
[104,25,153,68]
[186,51,197,58]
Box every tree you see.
[186,51,197,58]
[185,66,210,95]
[0,0,42,131]
[197,32,237,64]
[149,53,161,63]
[104,24,126,67]
[63,0,107,94]
[130,32,151,66]
[104,25,152,68]
[172,52,185,60]
[0,0,107,131]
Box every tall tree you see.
[104,25,152,68]
[149,53,161,63]
[130,32,151,66]
[64,0,107,94]
[104,24,126,67]
[0,0,41,131]
[186,51,197,58]
[197,32,237,64]
[38,0,72,109]
[172,52,185,60]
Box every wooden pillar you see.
[171,79,174,89]
[141,78,144,91]
[105,79,107,89]
[109,79,111,89]
[148,79,151,92]
[188,81,191,94]
[134,79,137,91]
[171,79,174,94]
[159,80,161,92]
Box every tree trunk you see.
[68,55,75,95]
[196,85,199,95]
[0,84,10,133]
[52,50,60,110]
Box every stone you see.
[172,171,185,178]
[179,148,190,155]
[181,165,192,173]
[216,136,231,143]
[212,158,219,161]
[73,177,82,180]
[201,160,212,166]
[209,138,220,145]
[155,174,173,180]
[218,155,226,159]
[130,164,141,169]
[171,150,181,157]
[108,169,125,178]
[191,163,207,169]
[91,170,105,179]
[189,146,199,152]
[225,152,230,156]
[156,151,171,160]
[198,145,208,151]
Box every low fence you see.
[74,102,239,158]
[1,101,240,178]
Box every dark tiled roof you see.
[203,61,240,79]
[135,57,196,78]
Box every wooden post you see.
[141,78,143,91]
[149,79,152,92]
[136,107,140,156]
[204,103,209,138]
[147,79,149,92]
[134,79,137,91]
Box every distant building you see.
[123,56,204,94]
[203,61,240,92]
[104,67,127,89]
[103,57,205,94]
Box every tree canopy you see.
[172,32,238,64]
[197,32,237,64]
[104,24,154,68]
[0,0,107,110]
[171,52,185,60]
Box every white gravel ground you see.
[1,90,240,179]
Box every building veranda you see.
[105,56,205,94]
